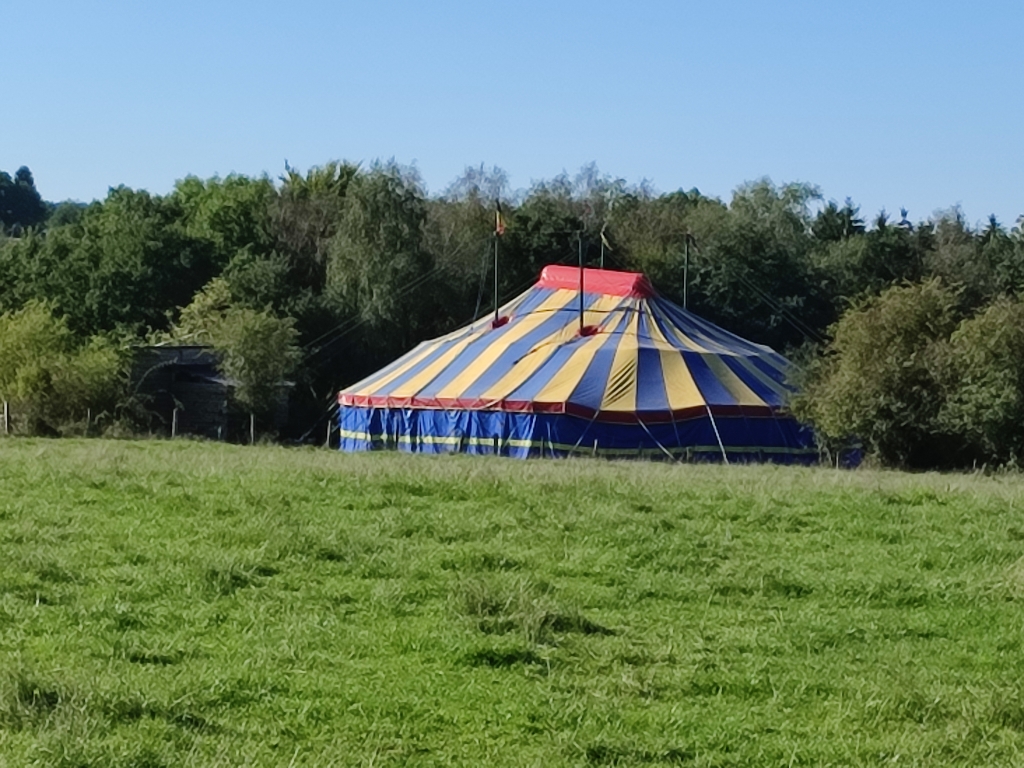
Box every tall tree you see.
[0,166,47,232]
[172,174,276,266]
[5,187,215,336]
[326,163,433,375]
[272,161,359,293]
[682,180,827,350]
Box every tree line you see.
[1,162,1023,468]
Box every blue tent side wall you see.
[339,406,817,464]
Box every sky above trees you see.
[5,0,1022,226]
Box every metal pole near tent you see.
[171,407,179,439]
[250,413,255,446]
[683,237,689,310]
[493,233,499,324]
[3,401,8,435]
[578,232,585,333]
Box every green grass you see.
[3,440,1024,765]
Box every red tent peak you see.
[537,265,656,298]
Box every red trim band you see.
[337,393,784,424]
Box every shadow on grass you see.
[0,670,63,729]
[440,550,523,573]
[203,562,278,596]
[102,694,216,733]
[1,666,221,749]
[453,575,615,645]
[461,646,545,668]
[584,742,694,765]
[123,649,185,666]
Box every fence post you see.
[86,408,91,438]
[3,401,8,435]
[250,413,255,446]
[325,418,332,449]
[171,407,179,439]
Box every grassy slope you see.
[2,441,1024,766]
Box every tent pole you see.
[705,404,729,464]
[683,237,689,310]
[493,234,499,324]
[578,232,585,333]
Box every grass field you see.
[2,441,1024,766]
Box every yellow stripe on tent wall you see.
[649,302,788,398]
[699,354,769,407]
[599,310,641,412]
[382,333,489,399]
[643,309,706,410]
[476,294,627,403]
[427,289,578,399]
[647,303,715,354]
[347,339,445,397]
[724,353,792,400]
[523,305,631,406]
[363,288,541,396]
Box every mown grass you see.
[2,439,1024,765]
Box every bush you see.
[0,302,127,433]
[793,280,960,468]
[173,278,301,417]
[936,298,1024,466]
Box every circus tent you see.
[337,265,815,462]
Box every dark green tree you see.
[47,201,87,228]
[793,280,961,468]
[174,278,301,419]
[812,210,929,306]
[498,191,583,300]
[5,187,215,336]
[0,166,47,232]
[937,297,1024,465]
[272,161,359,293]
[173,174,277,267]
[326,163,433,373]
[681,180,828,350]
[423,166,509,329]
[811,199,865,243]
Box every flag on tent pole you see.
[600,224,612,268]
[495,201,506,236]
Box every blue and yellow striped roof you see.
[339,266,795,423]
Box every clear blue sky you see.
[5,0,1022,226]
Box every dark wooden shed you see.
[132,345,293,440]
[132,346,231,439]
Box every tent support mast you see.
[683,237,689,310]
[493,234,499,324]
[578,232,585,333]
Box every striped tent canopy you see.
[338,265,815,462]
